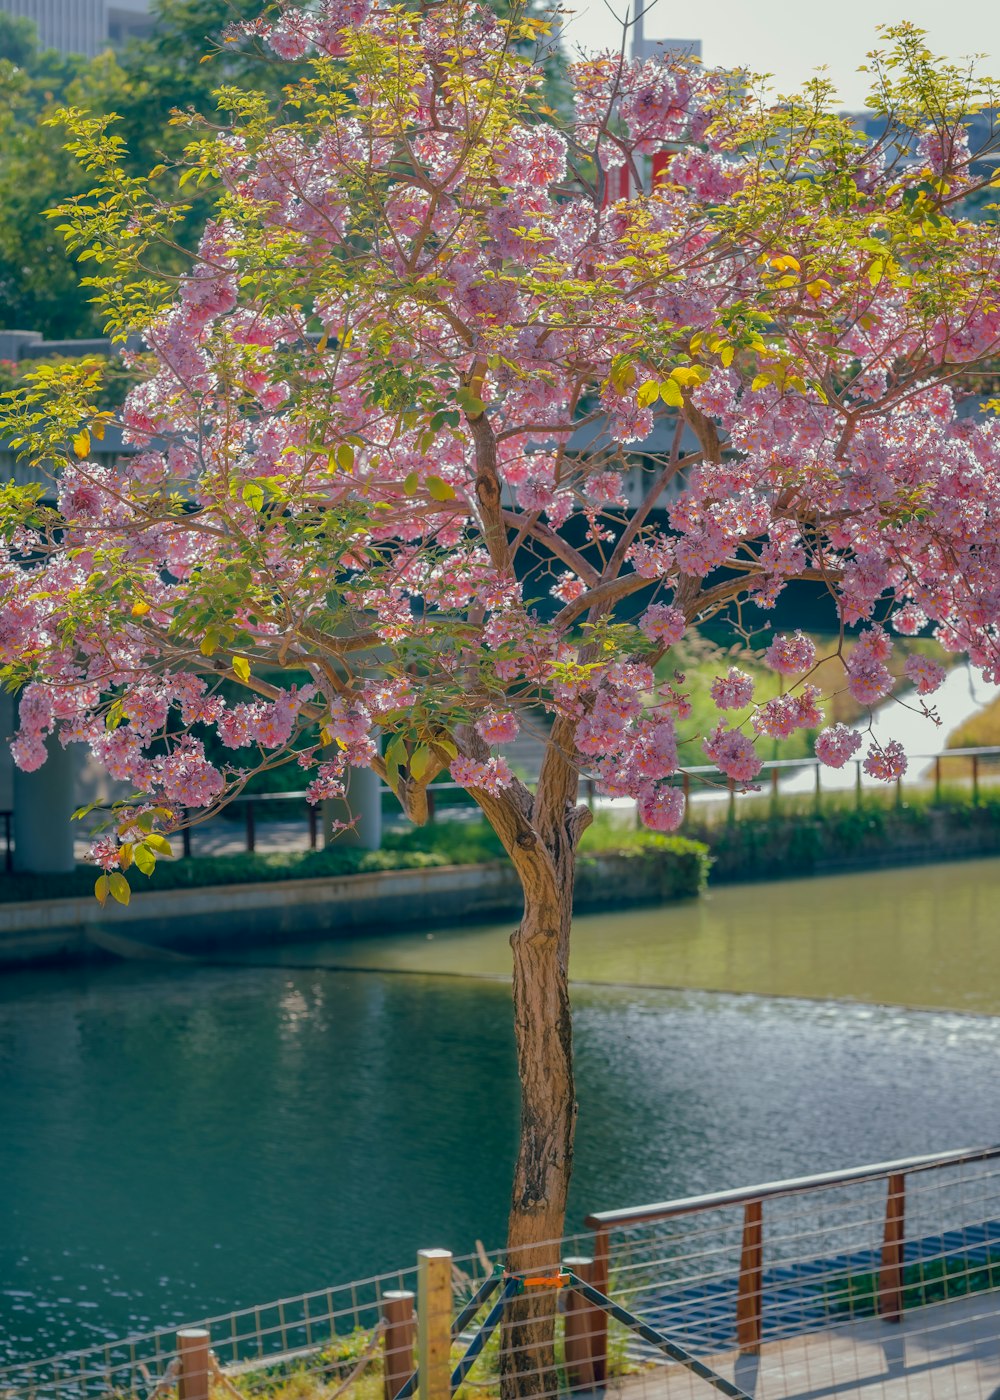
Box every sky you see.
[561,0,1000,111]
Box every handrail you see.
[584,1143,1000,1230]
[582,1143,1000,1369]
[579,1142,997,1232]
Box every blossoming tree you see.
[3,4,1000,1385]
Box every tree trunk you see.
[466,732,587,1400]
[501,843,577,1400]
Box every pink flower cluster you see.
[450,756,514,796]
[476,710,520,745]
[764,631,816,676]
[639,604,685,647]
[846,627,894,707]
[710,667,754,711]
[863,740,907,782]
[753,686,823,740]
[904,654,947,696]
[703,724,763,783]
[815,724,863,769]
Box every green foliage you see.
[829,1251,1000,1317]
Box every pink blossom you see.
[863,739,907,782]
[764,631,816,676]
[638,785,685,832]
[450,756,513,795]
[703,724,762,783]
[476,710,520,744]
[904,654,947,696]
[711,667,754,711]
[640,604,685,646]
[815,724,863,769]
[846,656,893,706]
[88,836,122,871]
[306,762,347,805]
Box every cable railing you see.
[5,1146,1000,1400]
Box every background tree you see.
[3,4,1000,1392]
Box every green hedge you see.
[0,821,710,905]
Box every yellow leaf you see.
[410,745,433,782]
[336,444,355,472]
[119,843,134,872]
[670,365,710,389]
[659,379,684,408]
[403,471,419,496]
[131,600,150,618]
[199,632,217,657]
[719,346,735,367]
[637,379,660,410]
[233,656,251,682]
[806,279,831,300]
[108,872,131,906]
[770,254,801,272]
[751,373,772,391]
[95,874,110,906]
[134,844,156,876]
[73,430,91,459]
[144,833,173,857]
[427,475,457,502]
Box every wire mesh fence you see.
[3,1147,1000,1400]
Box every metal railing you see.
[4,1147,1000,1400]
[582,1143,1000,1372]
[4,744,1000,872]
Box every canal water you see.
[2,859,1000,1364]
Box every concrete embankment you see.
[0,847,704,969]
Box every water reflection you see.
[266,857,1000,1014]
[3,946,1000,1363]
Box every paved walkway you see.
[620,1292,1000,1400]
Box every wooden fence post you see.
[589,1228,610,1385]
[417,1250,452,1400]
[562,1257,597,1390]
[878,1174,906,1322]
[177,1329,211,1400]
[382,1290,416,1400]
[736,1200,763,1354]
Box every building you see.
[0,0,154,57]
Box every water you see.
[2,859,1000,1364]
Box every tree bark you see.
[501,854,577,1399]
[468,733,588,1399]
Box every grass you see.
[222,1301,640,1400]
[829,1252,1000,1318]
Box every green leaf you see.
[403,471,419,496]
[336,444,355,472]
[427,475,457,502]
[108,872,131,906]
[242,482,265,512]
[106,698,124,731]
[232,656,251,682]
[95,874,110,906]
[384,735,407,794]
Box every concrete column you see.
[322,763,383,851]
[13,737,77,874]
